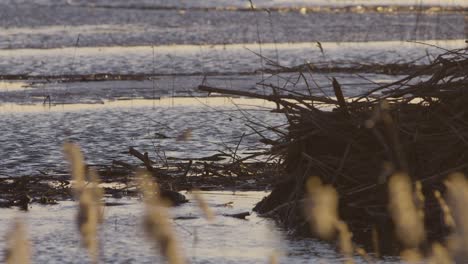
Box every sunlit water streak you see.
[0,40,465,76]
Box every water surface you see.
[0,191,400,263]
[0,1,465,262]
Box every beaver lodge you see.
[199,47,468,260]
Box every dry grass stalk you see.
[268,251,279,264]
[78,168,104,263]
[444,173,468,259]
[64,143,103,263]
[388,173,425,250]
[305,177,339,240]
[354,247,373,263]
[433,190,455,229]
[335,221,355,264]
[191,189,215,221]
[77,187,101,263]
[63,142,86,196]
[414,181,425,220]
[4,219,30,264]
[428,243,452,264]
[137,169,185,264]
[399,249,423,263]
[305,177,356,263]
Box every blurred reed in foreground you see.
[191,189,215,222]
[137,169,186,264]
[4,141,468,263]
[305,177,355,264]
[4,219,30,264]
[388,172,425,261]
[64,142,103,264]
[305,172,468,263]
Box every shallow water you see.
[1,0,466,262]
[0,40,464,107]
[0,72,411,105]
[0,98,287,176]
[1,40,465,76]
[0,191,401,263]
[0,2,465,49]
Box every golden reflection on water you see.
[0,97,277,113]
[0,81,30,92]
[0,95,432,114]
[0,39,464,57]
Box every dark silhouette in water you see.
[160,189,188,206]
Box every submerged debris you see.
[222,211,250,220]
[0,146,277,209]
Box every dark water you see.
[0,98,286,176]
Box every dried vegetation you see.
[201,47,468,260]
[2,46,468,262]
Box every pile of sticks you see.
[200,47,468,252]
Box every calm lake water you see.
[0,0,466,263]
